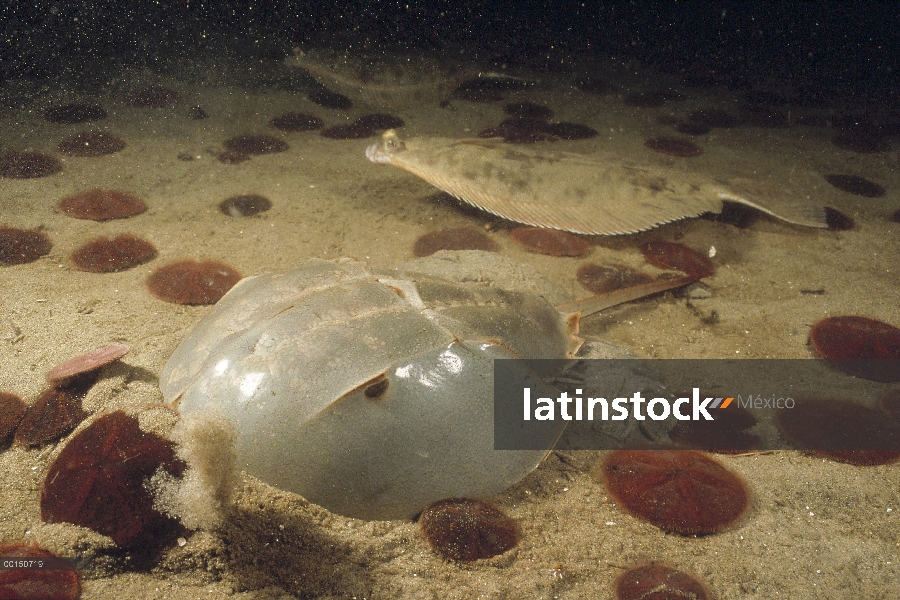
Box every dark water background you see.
[3,1,898,101]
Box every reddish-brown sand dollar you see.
[809,315,900,382]
[640,241,715,279]
[510,227,590,257]
[58,132,126,157]
[13,375,96,447]
[645,136,702,157]
[419,498,519,561]
[412,227,498,257]
[0,392,26,447]
[146,260,242,305]
[775,397,900,466]
[0,227,52,265]
[59,189,147,221]
[602,449,749,535]
[0,152,62,178]
[70,234,156,272]
[615,563,710,600]
[40,410,185,548]
[45,344,130,383]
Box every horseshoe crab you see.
[160,255,690,520]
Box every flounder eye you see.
[382,130,405,152]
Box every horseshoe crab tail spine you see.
[563,312,584,358]
[555,274,697,318]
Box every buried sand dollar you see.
[366,130,829,235]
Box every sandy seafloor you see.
[1,54,899,599]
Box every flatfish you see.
[366,130,829,235]
[285,47,470,108]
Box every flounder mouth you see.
[365,143,388,164]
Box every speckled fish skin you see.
[285,47,468,107]
[366,130,829,234]
[160,258,577,520]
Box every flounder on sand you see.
[285,47,471,108]
[285,47,532,108]
[366,130,829,235]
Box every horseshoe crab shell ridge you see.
[160,257,580,520]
